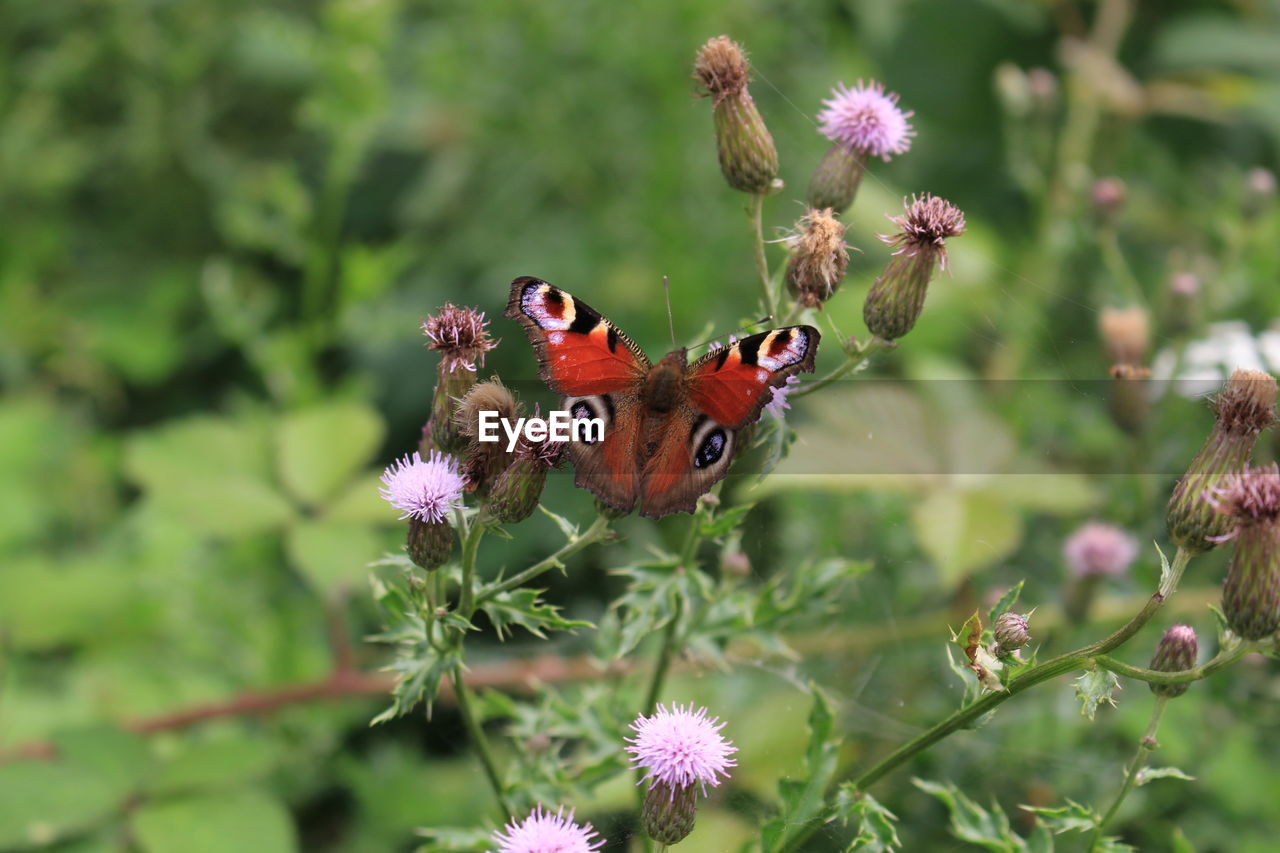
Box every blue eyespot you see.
[694,429,726,469]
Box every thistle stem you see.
[772,546,1192,853]
[792,337,889,399]
[1095,642,1250,686]
[475,515,612,604]
[748,193,775,319]
[1085,697,1168,852]
[451,664,513,821]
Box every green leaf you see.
[1021,800,1098,835]
[277,401,383,506]
[0,761,127,848]
[1136,766,1195,786]
[760,687,839,852]
[912,490,1021,587]
[987,580,1025,628]
[286,519,387,592]
[700,503,754,539]
[131,791,298,853]
[479,588,592,640]
[51,727,151,796]
[414,826,494,852]
[913,778,1027,852]
[832,787,901,852]
[1073,668,1121,720]
[327,470,396,524]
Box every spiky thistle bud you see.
[424,305,496,452]
[627,704,737,846]
[1149,624,1198,698]
[991,612,1032,656]
[863,194,965,340]
[785,208,851,309]
[489,416,565,523]
[808,81,914,213]
[379,451,465,570]
[693,36,778,195]
[1167,369,1278,552]
[455,379,519,496]
[1209,464,1280,639]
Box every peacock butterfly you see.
[505,276,820,518]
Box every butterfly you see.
[505,276,820,518]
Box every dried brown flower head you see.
[693,35,749,104]
[785,208,851,309]
[1213,368,1278,435]
[423,304,496,372]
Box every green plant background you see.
[3,0,1280,851]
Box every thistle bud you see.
[863,194,965,340]
[488,425,564,524]
[407,517,453,570]
[642,781,697,845]
[1098,305,1150,367]
[784,208,850,309]
[1167,369,1278,552]
[1091,177,1127,220]
[991,612,1031,656]
[1163,272,1201,339]
[455,379,519,496]
[423,305,496,453]
[1149,624,1198,698]
[1108,363,1151,435]
[1243,167,1276,221]
[809,80,914,213]
[693,36,778,195]
[1209,464,1280,639]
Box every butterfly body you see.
[506,276,819,518]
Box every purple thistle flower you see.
[1063,521,1139,579]
[422,303,497,372]
[817,80,915,161]
[379,450,465,523]
[626,703,738,794]
[491,805,603,853]
[878,194,966,270]
[763,375,801,420]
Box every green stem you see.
[1095,641,1251,686]
[1097,224,1145,307]
[644,596,683,714]
[475,515,612,604]
[1086,696,1167,852]
[792,337,889,399]
[457,509,487,620]
[451,664,513,821]
[748,193,776,320]
[773,546,1192,853]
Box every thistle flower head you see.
[879,194,966,269]
[992,611,1032,655]
[693,35,749,104]
[1063,522,1139,579]
[491,805,603,853]
[626,703,737,794]
[379,451,465,524]
[423,304,496,372]
[1212,368,1277,435]
[785,207,851,308]
[1207,463,1280,528]
[1149,624,1198,698]
[763,376,800,419]
[817,81,915,161]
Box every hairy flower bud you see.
[1149,624,1198,698]
[1210,464,1280,639]
[694,36,778,194]
[1167,369,1278,552]
[785,208,850,309]
[807,144,865,214]
[488,428,564,524]
[424,305,495,453]
[991,612,1032,656]
[642,781,698,845]
[863,194,965,340]
[406,516,453,570]
[455,380,519,496]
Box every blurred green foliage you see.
[3,0,1280,851]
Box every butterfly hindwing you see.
[505,277,650,397]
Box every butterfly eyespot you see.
[568,398,609,445]
[694,427,727,469]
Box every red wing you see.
[687,326,820,428]
[505,277,650,397]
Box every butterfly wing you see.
[638,326,820,518]
[505,276,651,512]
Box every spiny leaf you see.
[1073,668,1121,720]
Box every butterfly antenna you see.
[688,315,774,351]
[663,275,677,347]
